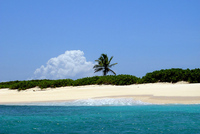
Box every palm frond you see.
[93,53,117,76]
[93,64,103,69]
[108,69,116,75]
[109,56,113,64]
[94,68,104,73]
[108,63,118,68]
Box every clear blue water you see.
[1,100,200,133]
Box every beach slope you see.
[1,83,200,104]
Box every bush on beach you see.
[141,68,200,83]
[96,75,139,85]
[0,68,199,90]
[38,79,74,89]
[73,76,100,86]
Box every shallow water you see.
[1,99,200,133]
[7,98,152,106]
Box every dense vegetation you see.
[141,68,200,83]
[0,68,199,91]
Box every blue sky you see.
[0,0,200,81]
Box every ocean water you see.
[1,99,200,134]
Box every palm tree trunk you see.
[103,70,106,76]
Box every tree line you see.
[0,68,199,91]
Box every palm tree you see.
[93,54,118,76]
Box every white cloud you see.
[33,50,95,79]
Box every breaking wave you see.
[11,98,153,106]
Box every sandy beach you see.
[1,83,200,104]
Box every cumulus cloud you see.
[33,50,95,79]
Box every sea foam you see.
[12,98,152,106]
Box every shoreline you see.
[1,83,200,105]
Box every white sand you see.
[1,83,200,104]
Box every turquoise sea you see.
[1,99,200,134]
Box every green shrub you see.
[96,75,139,85]
[114,75,139,85]
[73,76,100,86]
[141,68,200,83]
[189,68,200,83]
[9,80,39,91]
[38,79,74,89]
[0,68,199,90]
[96,76,115,85]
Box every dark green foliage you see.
[141,68,200,83]
[96,76,116,85]
[9,80,43,91]
[0,80,20,89]
[94,54,118,76]
[0,68,199,90]
[0,79,74,91]
[38,79,74,89]
[10,81,38,91]
[0,75,139,90]
[0,80,40,90]
[114,75,140,85]
[73,76,100,86]
[189,69,200,83]
[96,75,139,85]
[73,75,139,86]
